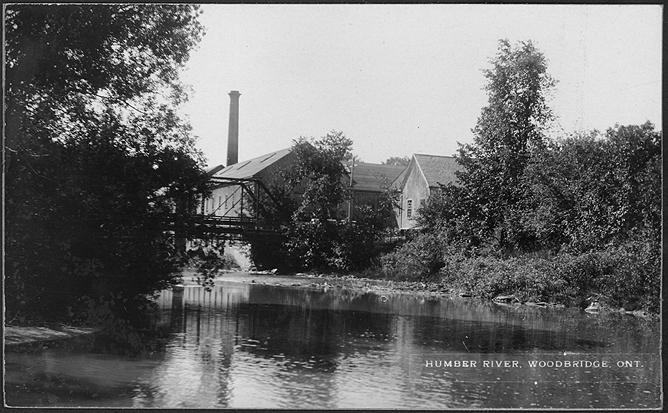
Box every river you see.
[5,281,661,408]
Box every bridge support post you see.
[256,181,260,224]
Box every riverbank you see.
[6,263,652,351]
[181,269,654,319]
[379,237,660,317]
[182,269,450,298]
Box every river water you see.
[5,282,662,408]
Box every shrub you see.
[380,232,448,280]
[282,216,386,273]
[331,205,390,271]
[441,255,565,303]
[593,240,660,312]
[284,220,338,272]
[438,239,660,313]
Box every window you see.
[218,196,222,208]
[407,199,413,218]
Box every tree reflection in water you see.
[5,282,661,408]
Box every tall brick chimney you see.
[226,90,241,166]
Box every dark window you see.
[407,199,413,218]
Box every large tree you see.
[5,5,206,323]
[454,39,556,251]
[280,132,353,270]
[248,131,392,272]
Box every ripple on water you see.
[4,283,662,409]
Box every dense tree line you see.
[418,127,661,257]
[5,5,207,324]
[382,40,661,313]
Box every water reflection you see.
[5,282,661,408]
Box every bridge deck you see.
[167,214,280,240]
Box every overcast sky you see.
[177,4,662,167]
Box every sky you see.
[177,4,662,167]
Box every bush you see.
[331,205,390,271]
[281,214,385,273]
[438,239,660,313]
[441,255,566,303]
[593,240,660,313]
[380,232,449,280]
[284,220,337,271]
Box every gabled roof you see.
[413,154,461,188]
[212,148,292,179]
[351,162,405,192]
[392,153,462,189]
[391,164,410,189]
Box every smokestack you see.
[226,90,241,166]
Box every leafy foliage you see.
[380,231,449,280]
[286,131,353,221]
[441,240,660,313]
[454,39,555,251]
[248,132,394,273]
[5,5,206,323]
[381,40,661,313]
[523,123,661,252]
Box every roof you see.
[212,148,292,179]
[413,154,462,187]
[205,164,225,176]
[391,164,410,189]
[351,162,405,192]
